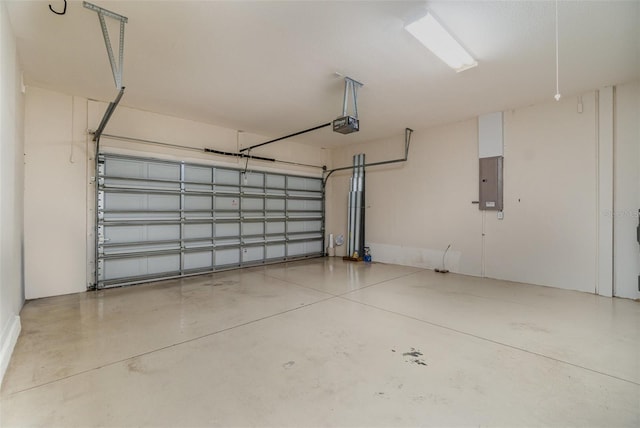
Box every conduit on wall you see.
[323,128,414,184]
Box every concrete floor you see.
[1,258,639,427]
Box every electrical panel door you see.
[479,156,503,211]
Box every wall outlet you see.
[497,211,504,220]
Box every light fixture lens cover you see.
[405,13,477,72]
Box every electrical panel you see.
[479,156,503,211]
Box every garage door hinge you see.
[98,191,105,210]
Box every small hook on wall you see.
[49,0,67,15]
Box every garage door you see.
[96,153,324,288]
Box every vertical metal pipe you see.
[353,154,364,256]
[347,176,353,257]
[349,190,356,256]
[360,154,366,255]
[353,154,359,256]
[353,200,361,257]
[346,153,369,258]
[348,154,357,255]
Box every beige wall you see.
[23,87,328,299]
[24,88,88,299]
[22,81,639,299]
[327,90,630,294]
[0,0,25,382]
[484,93,598,292]
[614,81,640,299]
[327,120,482,276]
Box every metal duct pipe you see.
[347,156,357,256]
[346,153,366,258]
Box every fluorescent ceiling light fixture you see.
[405,13,477,72]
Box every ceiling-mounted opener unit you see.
[238,75,364,156]
[83,1,128,142]
[333,76,364,134]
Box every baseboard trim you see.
[0,315,21,385]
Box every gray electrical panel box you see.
[479,156,503,211]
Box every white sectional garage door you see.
[96,153,324,288]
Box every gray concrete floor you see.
[1,258,639,427]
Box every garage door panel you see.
[244,172,264,187]
[104,193,180,211]
[102,254,180,281]
[215,169,239,185]
[287,220,322,233]
[266,174,285,189]
[266,221,285,234]
[185,165,212,183]
[242,246,264,263]
[266,243,285,259]
[185,195,212,210]
[104,224,180,243]
[97,154,323,288]
[104,178,180,191]
[216,223,240,237]
[241,197,263,211]
[287,176,322,191]
[103,243,180,256]
[242,222,264,236]
[215,196,239,210]
[287,199,322,211]
[216,248,240,266]
[184,251,213,270]
[266,199,285,210]
[185,223,213,239]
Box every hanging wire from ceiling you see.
[554,0,561,101]
[49,0,67,15]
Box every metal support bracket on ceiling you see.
[333,76,364,134]
[342,77,363,119]
[83,1,128,89]
[84,2,128,142]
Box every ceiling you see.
[6,0,640,148]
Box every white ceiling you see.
[6,0,640,148]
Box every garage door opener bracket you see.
[84,2,128,142]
